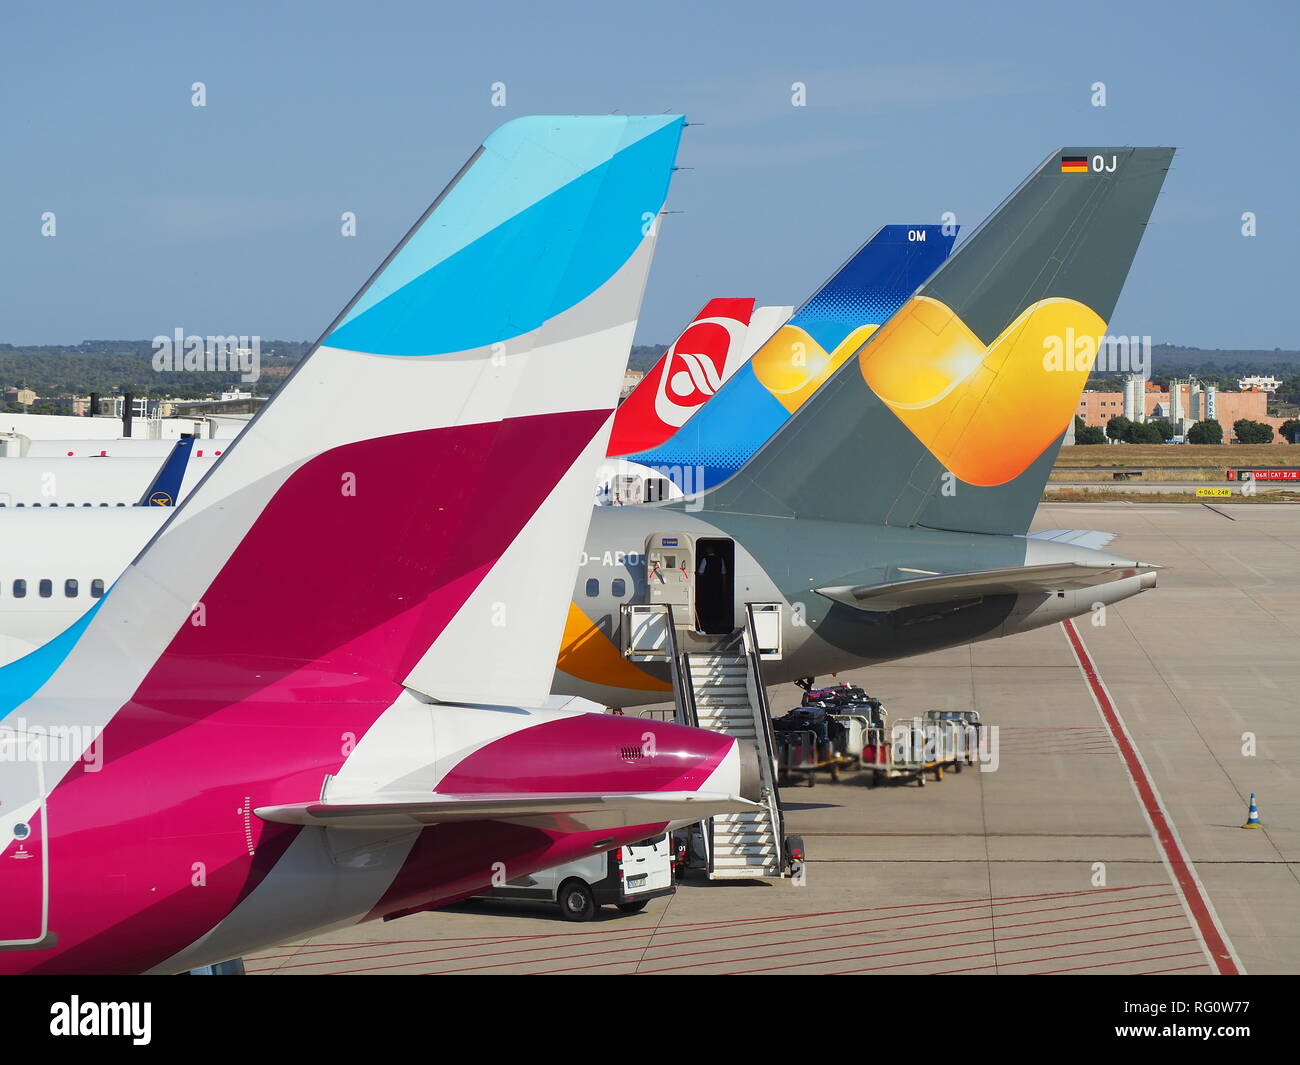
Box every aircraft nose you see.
[738,741,762,802]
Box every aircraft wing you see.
[817,561,1155,612]
[1026,528,1118,552]
[256,791,757,831]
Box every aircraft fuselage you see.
[0,504,1155,703]
[553,505,1155,705]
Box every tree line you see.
[1074,415,1300,445]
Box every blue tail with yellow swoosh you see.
[626,224,956,492]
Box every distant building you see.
[620,369,645,401]
[1076,381,1289,442]
[1122,374,1146,421]
[101,394,152,420]
[1237,375,1281,393]
[48,395,91,416]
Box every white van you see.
[477,834,674,921]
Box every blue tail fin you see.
[136,436,195,507]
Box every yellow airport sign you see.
[1197,487,1233,498]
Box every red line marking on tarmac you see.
[1028,949,1205,976]
[333,891,1181,976]
[712,928,1200,977]
[631,909,1186,977]
[937,936,1201,974]
[801,932,1200,977]
[250,884,1171,970]
[1060,618,1242,976]
[260,899,1001,969]
[246,885,1179,974]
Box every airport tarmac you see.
[247,502,1300,975]
[1050,481,1296,495]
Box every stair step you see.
[675,640,787,880]
[710,871,777,880]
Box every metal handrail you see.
[743,602,786,854]
[662,604,699,730]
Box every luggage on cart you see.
[800,683,883,717]
[922,709,984,768]
[772,709,856,785]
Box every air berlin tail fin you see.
[606,297,755,457]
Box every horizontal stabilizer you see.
[256,790,757,831]
[1026,528,1118,552]
[818,561,1156,612]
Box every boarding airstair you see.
[624,602,788,879]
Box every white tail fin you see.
[23,116,685,722]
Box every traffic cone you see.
[1241,793,1263,829]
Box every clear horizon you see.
[3,0,1297,349]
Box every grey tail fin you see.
[700,147,1174,536]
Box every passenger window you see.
[612,578,626,597]
[585,578,599,597]
[39,579,52,598]
[65,579,79,598]
[90,579,105,599]
[14,579,27,598]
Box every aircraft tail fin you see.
[136,435,195,507]
[34,116,684,716]
[606,297,756,458]
[703,148,1174,535]
[629,224,956,490]
[740,304,795,361]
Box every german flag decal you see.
[1061,155,1089,173]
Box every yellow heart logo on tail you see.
[859,296,1108,486]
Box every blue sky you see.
[2,0,1297,348]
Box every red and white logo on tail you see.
[607,297,754,457]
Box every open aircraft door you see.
[0,727,52,948]
[643,533,738,637]
[645,533,695,622]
